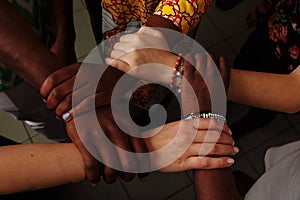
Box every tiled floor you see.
[0,0,300,199]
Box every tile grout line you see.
[163,183,193,200]
[240,125,293,154]
[243,153,261,177]
[283,115,300,136]
[118,179,133,200]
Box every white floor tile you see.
[73,0,85,12]
[31,133,56,143]
[74,9,97,58]
[0,111,28,142]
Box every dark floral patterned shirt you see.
[258,0,300,72]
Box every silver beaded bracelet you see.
[184,112,227,123]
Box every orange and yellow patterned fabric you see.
[102,0,213,35]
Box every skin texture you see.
[49,0,77,65]
[0,0,142,184]
[0,119,236,195]
[108,27,240,200]
[228,67,300,114]
[0,0,70,89]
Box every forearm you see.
[0,0,64,89]
[0,143,85,194]
[194,169,240,200]
[228,69,300,114]
[49,0,75,45]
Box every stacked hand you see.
[108,26,237,166]
[40,62,147,184]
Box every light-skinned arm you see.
[228,67,300,114]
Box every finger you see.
[129,136,149,181]
[184,156,235,170]
[105,57,132,72]
[192,118,231,135]
[40,63,80,98]
[195,53,208,76]
[138,26,163,37]
[113,42,135,53]
[111,49,126,59]
[188,143,238,157]
[120,172,135,182]
[67,123,102,184]
[119,33,138,43]
[54,93,73,117]
[103,166,120,184]
[194,130,235,145]
[98,112,139,183]
[183,53,196,75]
[46,76,75,111]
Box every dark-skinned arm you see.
[48,0,77,65]
[182,55,240,200]
[0,0,64,89]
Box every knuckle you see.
[51,87,63,100]
[85,160,97,170]
[47,73,59,87]
[210,144,219,154]
[200,158,211,168]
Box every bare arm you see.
[49,0,77,65]
[0,143,85,195]
[0,119,236,194]
[228,68,300,114]
[0,0,65,89]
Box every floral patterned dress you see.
[234,0,300,74]
[267,0,300,71]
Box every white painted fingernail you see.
[63,112,72,122]
[229,129,233,135]
[42,98,47,103]
[234,147,239,153]
[227,158,235,164]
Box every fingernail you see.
[63,112,72,122]
[56,116,61,121]
[229,129,233,135]
[227,158,235,164]
[42,98,47,103]
[234,147,239,153]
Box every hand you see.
[66,106,149,184]
[40,62,137,118]
[144,119,237,172]
[106,27,176,82]
[181,53,229,115]
[50,35,77,65]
